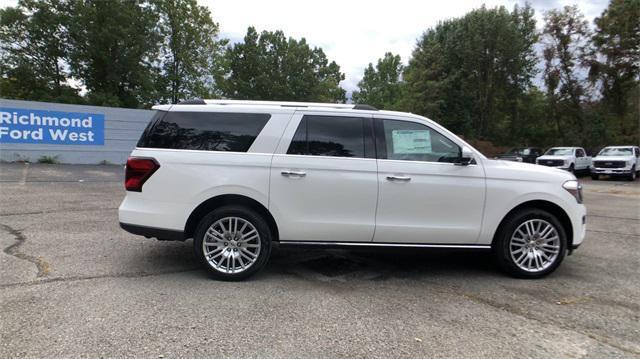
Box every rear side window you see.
[138,111,270,152]
[287,115,372,158]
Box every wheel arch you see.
[184,194,279,242]
[491,200,573,249]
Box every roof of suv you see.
[151,99,411,117]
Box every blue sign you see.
[0,107,104,145]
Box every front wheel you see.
[628,166,637,181]
[568,164,575,174]
[493,208,567,279]
[591,173,599,180]
[194,206,272,281]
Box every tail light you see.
[125,157,159,192]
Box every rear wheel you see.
[194,206,272,281]
[493,208,567,279]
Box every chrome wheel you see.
[509,219,560,273]
[202,217,261,274]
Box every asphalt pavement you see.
[0,162,639,358]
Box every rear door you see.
[372,115,486,244]
[269,111,378,242]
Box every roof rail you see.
[353,104,378,111]
[178,98,206,105]
[201,99,378,111]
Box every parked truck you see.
[591,146,640,181]
[536,147,591,174]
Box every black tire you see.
[493,208,567,279]
[628,166,637,181]
[591,173,599,180]
[568,163,575,174]
[193,205,272,281]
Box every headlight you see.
[563,180,583,204]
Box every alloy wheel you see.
[509,219,560,273]
[202,216,261,274]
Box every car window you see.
[379,119,460,163]
[576,149,584,157]
[635,148,640,157]
[597,147,633,156]
[522,148,531,155]
[545,148,573,156]
[287,115,368,158]
[138,111,270,152]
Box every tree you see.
[220,27,346,103]
[68,0,160,108]
[588,0,640,144]
[542,5,591,145]
[153,0,226,104]
[352,52,404,110]
[0,0,82,103]
[404,5,540,144]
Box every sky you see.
[0,0,609,95]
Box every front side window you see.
[380,119,460,163]
[138,112,270,152]
[287,115,369,158]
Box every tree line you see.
[1,0,638,149]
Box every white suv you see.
[119,100,586,280]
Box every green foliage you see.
[403,5,539,144]
[0,0,83,104]
[352,52,404,110]
[37,155,60,164]
[67,0,161,108]
[542,5,592,146]
[588,0,640,144]
[220,27,346,103]
[153,0,226,104]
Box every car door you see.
[373,115,486,244]
[575,148,587,169]
[269,111,378,242]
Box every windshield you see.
[545,148,573,156]
[598,147,632,156]
[505,148,531,155]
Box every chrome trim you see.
[278,241,491,249]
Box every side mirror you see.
[455,146,474,166]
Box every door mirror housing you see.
[456,146,474,166]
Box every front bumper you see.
[537,163,571,170]
[591,167,633,175]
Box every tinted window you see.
[138,111,270,152]
[380,119,460,163]
[576,149,584,157]
[287,115,367,158]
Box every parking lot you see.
[0,162,639,358]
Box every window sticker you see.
[392,130,431,154]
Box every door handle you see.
[386,175,411,182]
[281,170,307,177]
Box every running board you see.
[278,241,491,249]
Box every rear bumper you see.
[120,222,185,241]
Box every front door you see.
[373,115,486,244]
[269,112,378,242]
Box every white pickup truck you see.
[536,147,591,173]
[591,146,640,181]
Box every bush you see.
[37,155,60,164]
